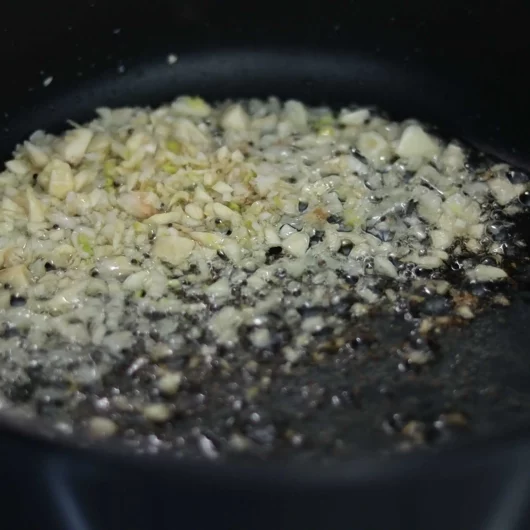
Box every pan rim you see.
[1,405,529,487]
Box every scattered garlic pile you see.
[0,96,525,397]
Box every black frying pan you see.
[2,0,530,529]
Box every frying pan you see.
[2,0,530,528]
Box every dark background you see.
[1,0,530,165]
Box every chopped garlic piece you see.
[488,176,524,206]
[209,306,243,344]
[2,196,26,218]
[174,118,210,147]
[407,253,443,269]
[157,372,182,395]
[456,306,475,319]
[153,235,195,266]
[264,226,281,246]
[97,256,138,279]
[282,232,309,258]
[88,417,117,438]
[283,100,308,129]
[221,104,250,130]
[357,131,389,163]
[172,96,212,118]
[143,403,172,423]
[123,270,150,291]
[339,108,370,126]
[222,240,242,264]
[74,169,96,192]
[5,159,29,175]
[374,256,398,278]
[145,211,183,225]
[3,247,25,268]
[396,125,439,159]
[56,128,94,165]
[118,192,159,219]
[26,187,45,223]
[212,202,238,221]
[0,265,31,289]
[40,159,74,199]
[468,265,508,282]
[430,229,453,250]
[48,282,88,313]
[250,328,272,348]
[184,203,204,220]
[206,277,231,298]
[441,144,465,170]
[190,232,224,249]
[24,142,49,168]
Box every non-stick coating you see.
[3,0,530,529]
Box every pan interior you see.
[1,49,530,462]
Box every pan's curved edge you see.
[0,399,530,491]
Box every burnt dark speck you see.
[403,171,415,183]
[10,295,26,307]
[351,149,368,165]
[309,230,325,246]
[519,192,530,207]
[267,246,282,257]
[297,305,324,318]
[340,271,358,285]
[338,241,353,256]
[327,214,342,225]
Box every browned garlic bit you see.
[0,96,526,435]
